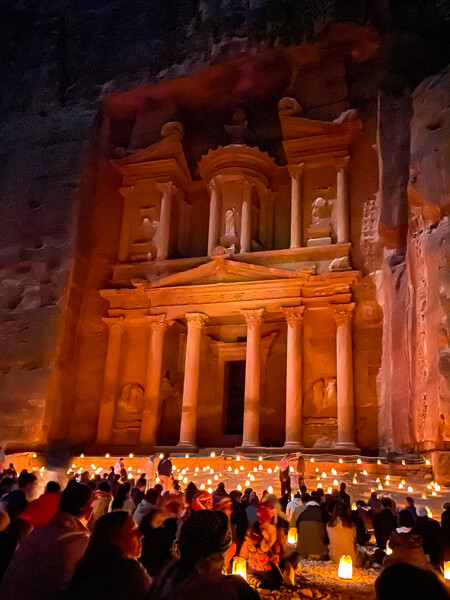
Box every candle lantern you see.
[338,555,353,580]
[287,527,298,545]
[444,561,450,580]
[386,541,392,556]
[232,557,247,580]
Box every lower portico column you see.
[241,309,264,447]
[178,312,208,450]
[96,317,125,446]
[282,306,305,449]
[139,314,173,447]
[331,303,357,450]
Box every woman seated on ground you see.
[148,509,259,600]
[326,501,368,567]
[239,502,293,590]
[66,511,151,600]
[109,482,135,515]
[383,509,429,570]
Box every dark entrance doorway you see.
[224,360,246,435]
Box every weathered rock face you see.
[0,0,449,454]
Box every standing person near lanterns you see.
[279,454,291,497]
[157,452,172,492]
[405,496,418,520]
[338,482,351,508]
[145,455,156,490]
[114,458,125,476]
[296,452,305,490]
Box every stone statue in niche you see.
[114,382,144,430]
[131,206,158,261]
[303,377,337,418]
[220,207,240,254]
[307,197,333,247]
[224,108,248,144]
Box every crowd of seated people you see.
[0,454,449,600]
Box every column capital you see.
[102,316,125,329]
[333,155,350,171]
[287,163,305,179]
[330,302,355,326]
[208,177,220,194]
[185,312,209,328]
[146,314,174,330]
[282,305,305,325]
[155,181,175,195]
[242,308,264,326]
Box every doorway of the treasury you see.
[223,359,246,438]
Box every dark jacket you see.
[158,459,172,477]
[139,513,178,577]
[414,516,441,563]
[296,503,328,558]
[374,508,397,550]
[67,548,151,600]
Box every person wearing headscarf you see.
[148,510,259,600]
[192,491,213,512]
[239,502,285,590]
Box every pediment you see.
[142,257,313,288]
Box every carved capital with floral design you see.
[330,303,355,326]
[146,314,174,330]
[287,163,304,180]
[281,305,305,326]
[242,308,264,328]
[102,316,125,330]
[185,312,209,329]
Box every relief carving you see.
[114,382,144,430]
[131,206,158,261]
[303,377,337,418]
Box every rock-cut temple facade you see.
[94,99,381,453]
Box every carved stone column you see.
[240,179,252,253]
[289,164,304,248]
[178,313,208,450]
[282,306,305,449]
[331,303,357,450]
[207,178,221,256]
[156,181,174,260]
[334,156,350,243]
[96,317,125,446]
[139,315,172,447]
[241,309,264,447]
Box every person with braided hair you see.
[148,509,259,600]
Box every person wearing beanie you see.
[149,509,259,600]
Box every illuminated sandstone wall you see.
[0,1,448,453]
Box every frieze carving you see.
[360,194,381,273]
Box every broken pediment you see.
[142,256,313,288]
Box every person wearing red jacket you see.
[21,481,61,528]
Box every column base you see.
[334,442,360,452]
[176,442,199,453]
[237,442,264,453]
[282,442,303,452]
